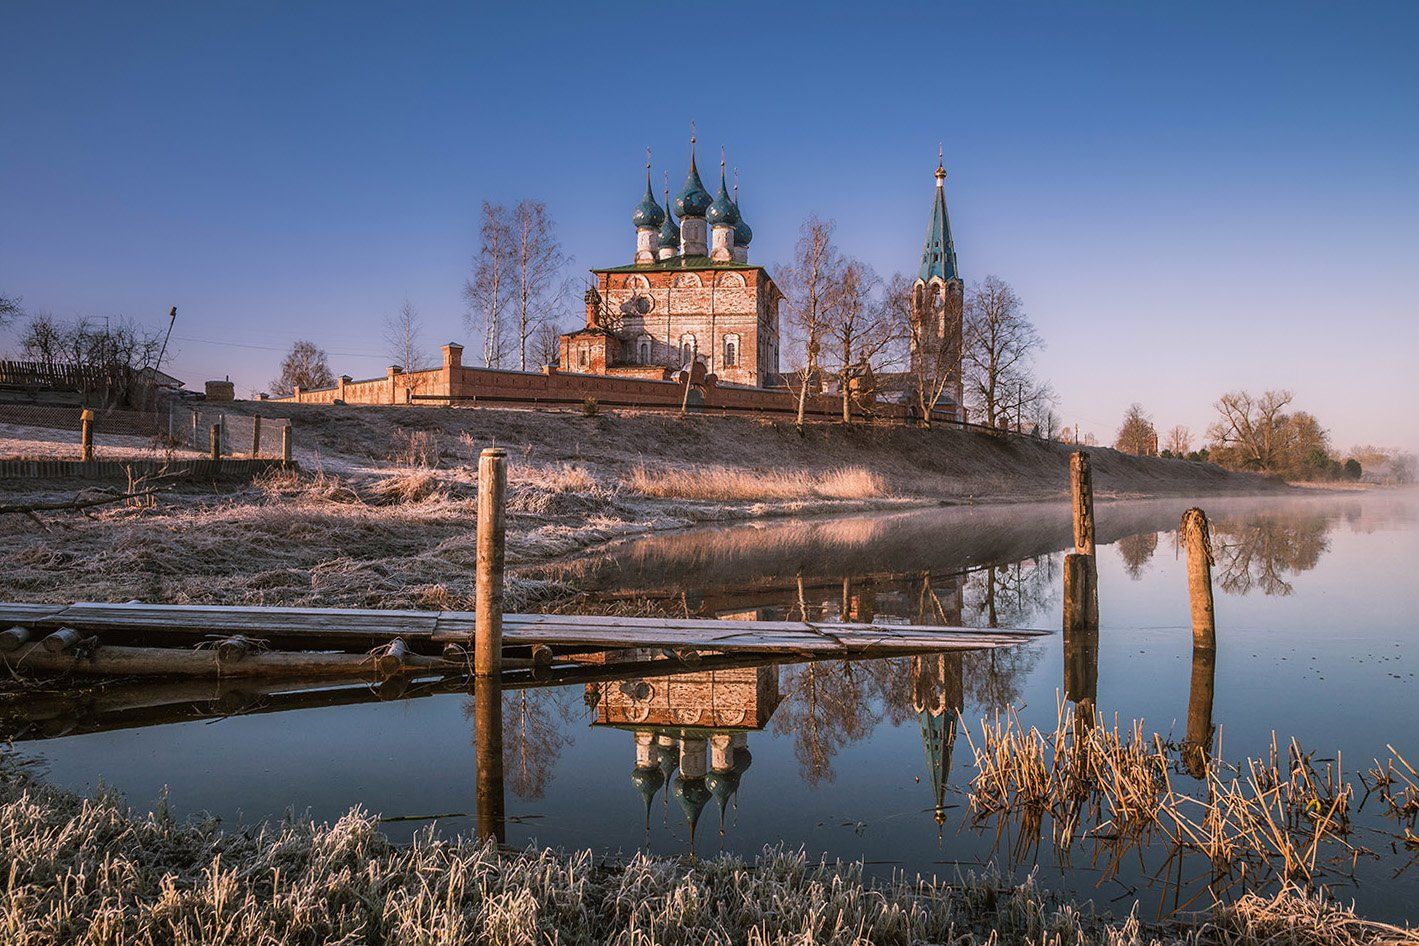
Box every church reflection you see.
[592,660,777,851]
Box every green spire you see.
[706,147,739,227]
[919,148,959,283]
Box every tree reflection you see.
[463,687,578,800]
[1116,531,1159,580]
[1211,512,1329,596]
[772,660,877,785]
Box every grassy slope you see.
[236,401,1282,502]
[0,404,1284,610]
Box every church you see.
[559,139,965,416]
[560,140,782,388]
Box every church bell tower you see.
[909,152,965,419]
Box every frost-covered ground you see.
[0,404,1286,609]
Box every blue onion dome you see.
[631,765,665,800]
[732,747,753,774]
[705,165,739,227]
[673,775,711,828]
[632,174,665,229]
[675,152,713,218]
[732,201,753,246]
[658,197,680,249]
[705,769,741,809]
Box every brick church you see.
[560,140,964,418]
[560,140,780,387]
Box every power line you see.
[170,335,387,359]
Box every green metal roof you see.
[918,168,960,283]
[594,258,763,274]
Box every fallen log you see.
[0,489,162,515]
[0,625,30,652]
[42,628,85,654]
[2,642,459,679]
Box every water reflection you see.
[6,493,1416,920]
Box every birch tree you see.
[962,275,1044,428]
[508,200,569,371]
[776,216,842,431]
[464,202,513,368]
[821,259,894,424]
[382,297,428,371]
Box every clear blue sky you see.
[3,1,1416,451]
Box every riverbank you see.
[0,404,1286,609]
[1,754,1409,946]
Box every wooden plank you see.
[1,601,1049,657]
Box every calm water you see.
[7,492,1418,920]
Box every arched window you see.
[679,333,697,366]
[578,345,589,367]
[637,334,652,365]
[722,333,740,367]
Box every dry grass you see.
[963,703,1368,899]
[2,753,1411,946]
[626,464,886,502]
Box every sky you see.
[3,1,1417,452]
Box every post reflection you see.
[473,677,506,845]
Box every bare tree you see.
[1207,389,1295,471]
[19,313,163,406]
[776,216,843,430]
[822,259,895,424]
[1164,424,1192,456]
[529,320,564,369]
[884,272,962,427]
[508,200,569,371]
[271,340,335,396]
[382,297,428,372]
[962,275,1044,428]
[464,202,513,368]
[1114,403,1158,456]
[0,294,21,329]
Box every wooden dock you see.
[0,600,1047,679]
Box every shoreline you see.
[1,753,1409,946]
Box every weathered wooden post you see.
[1181,507,1216,652]
[280,424,292,465]
[1181,507,1217,776]
[475,447,506,678]
[1069,451,1099,628]
[1062,552,1098,716]
[190,411,199,449]
[80,408,95,462]
[209,423,222,462]
[250,415,262,457]
[473,673,506,844]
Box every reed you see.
[963,703,1364,896]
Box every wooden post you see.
[209,423,222,461]
[1183,645,1216,778]
[251,415,262,458]
[475,447,507,678]
[281,424,292,465]
[1069,450,1099,629]
[1181,507,1216,652]
[473,675,506,844]
[80,408,95,462]
[1062,554,1098,705]
[191,411,199,449]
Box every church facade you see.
[560,142,783,388]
